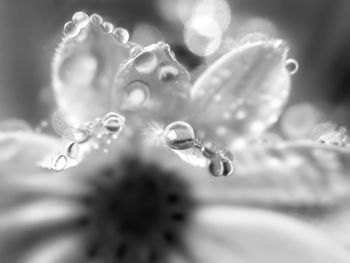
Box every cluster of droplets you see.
[63,11,130,45]
[162,121,234,177]
[40,112,125,171]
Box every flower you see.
[1,11,350,263]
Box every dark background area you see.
[0,0,349,127]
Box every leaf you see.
[189,40,291,146]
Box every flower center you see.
[80,157,193,262]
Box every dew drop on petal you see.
[122,81,150,109]
[63,21,80,39]
[66,142,80,159]
[134,51,158,74]
[90,13,103,25]
[209,157,224,177]
[158,64,180,82]
[285,58,299,75]
[102,21,114,33]
[113,27,129,44]
[54,154,68,171]
[103,112,125,133]
[163,121,196,150]
[72,11,90,28]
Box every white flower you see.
[1,11,350,263]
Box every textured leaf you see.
[189,40,291,146]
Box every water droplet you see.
[73,129,90,143]
[163,121,196,150]
[209,157,224,177]
[113,27,129,44]
[285,58,299,75]
[158,64,179,82]
[54,154,68,171]
[90,13,103,25]
[102,21,114,33]
[72,11,90,28]
[66,142,80,159]
[134,51,158,74]
[201,142,217,159]
[208,156,233,177]
[63,21,80,39]
[103,112,125,133]
[123,81,150,109]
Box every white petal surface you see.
[52,14,131,126]
[189,40,291,146]
[185,206,350,263]
[0,132,60,174]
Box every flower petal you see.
[52,13,131,126]
[21,232,86,263]
[184,206,350,263]
[191,141,350,245]
[189,40,291,146]
[0,132,60,174]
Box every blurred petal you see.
[185,206,350,263]
[191,141,350,245]
[52,13,131,126]
[189,40,291,146]
[0,200,87,263]
[22,232,86,263]
[0,132,60,174]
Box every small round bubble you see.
[134,51,158,74]
[123,81,150,109]
[90,13,103,25]
[158,64,179,82]
[63,21,80,39]
[113,27,129,44]
[285,58,299,75]
[102,21,114,33]
[163,121,196,150]
[54,154,68,171]
[72,11,90,28]
[66,142,80,159]
[103,112,125,133]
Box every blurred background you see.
[0,0,350,131]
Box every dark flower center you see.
[80,157,194,262]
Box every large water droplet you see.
[72,11,90,28]
[102,21,114,33]
[103,112,125,133]
[63,21,80,39]
[163,121,196,150]
[54,154,68,171]
[158,64,179,82]
[90,13,103,25]
[123,81,150,109]
[113,27,129,44]
[134,51,158,74]
[285,58,299,75]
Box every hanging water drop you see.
[66,142,80,159]
[63,21,80,39]
[90,13,103,25]
[285,58,299,75]
[158,64,179,82]
[113,27,129,44]
[123,81,150,109]
[72,11,90,28]
[54,154,68,171]
[201,141,217,159]
[163,121,196,150]
[134,51,158,74]
[102,22,114,33]
[208,157,224,177]
[103,112,125,133]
